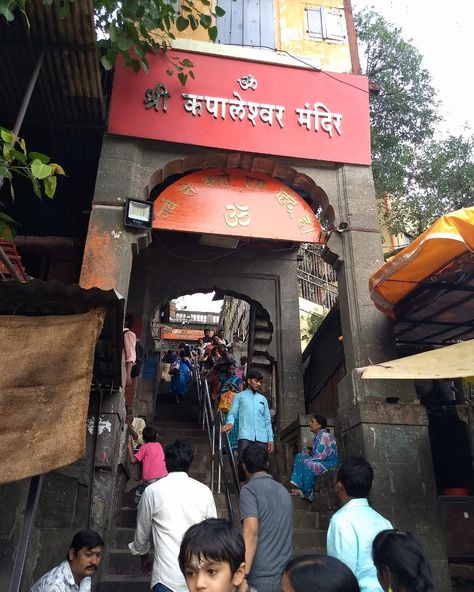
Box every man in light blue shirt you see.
[222,368,274,457]
[327,456,393,592]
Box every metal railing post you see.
[217,425,222,494]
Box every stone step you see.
[291,497,319,512]
[106,550,144,576]
[115,508,138,528]
[293,528,327,551]
[97,575,150,592]
[152,420,201,429]
[293,547,326,557]
[293,510,320,530]
[108,527,136,549]
[156,423,205,438]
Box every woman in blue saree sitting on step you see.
[290,414,339,502]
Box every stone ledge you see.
[337,400,428,434]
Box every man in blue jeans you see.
[221,368,274,457]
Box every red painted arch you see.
[152,168,325,244]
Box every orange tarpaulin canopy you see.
[369,208,474,318]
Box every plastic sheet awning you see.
[369,208,474,346]
[359,339,474,379]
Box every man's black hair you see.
[165,440,193,473]
[179,518,245,576]
[143,425,157,443]
[68,530,104,559]
[246,368,263,381]
[241,443,268,474]
[337,456,373,498]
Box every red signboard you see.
[153,168,324,243]
[161,328,205,341]
[108,50,370,165]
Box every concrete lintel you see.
[336,400,429,435]
[338,368,416,409]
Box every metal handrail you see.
[194,368,240,525]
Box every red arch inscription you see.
[153,168,324,244]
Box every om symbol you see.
[224,203,251,228]
[237,75,258,91]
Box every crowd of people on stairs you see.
[28,324,437,592]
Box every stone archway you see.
[150,285,275,400]
[143,152,336,228]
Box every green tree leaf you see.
[116,34,133,51]
[44,175,57,198]
[32,177,41,198]
[29,151,50,164]
[215,6,225,17]
[58,2,70,19]
[208,26,218,42]
[0,220,14,241]
[200,13,212,28]
[178,72,187,86]
[176,15,189,32]
[101,54,113,70]
[31,159,53,180]
[0,128,13,143]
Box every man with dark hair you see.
[217,328,228,346]
[222,369,274,457]
[239,443,292,592]
[30,530,104,591]
[327,456,393,592]
[203,328,213,344]
[129,440,217,592]
[123,312,138,407]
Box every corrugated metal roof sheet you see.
[0,0,106,238]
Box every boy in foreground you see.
[179,518,246,592]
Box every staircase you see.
[98,384,327,591]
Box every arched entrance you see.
[122,156,334,433]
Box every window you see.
[306,6,346,41]
[217,0,275,48]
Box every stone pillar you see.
[277,251,306,429]
[79,134,150,534]
[336,401,452,589]
[324,165,451,590]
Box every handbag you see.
[218,390,235,413]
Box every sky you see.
[174,292,223,313]
[352,0,474,137]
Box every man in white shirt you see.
[327,456,393,592]
[129,440,217,592]
[217,329,228,346]
[29,530,104,592]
